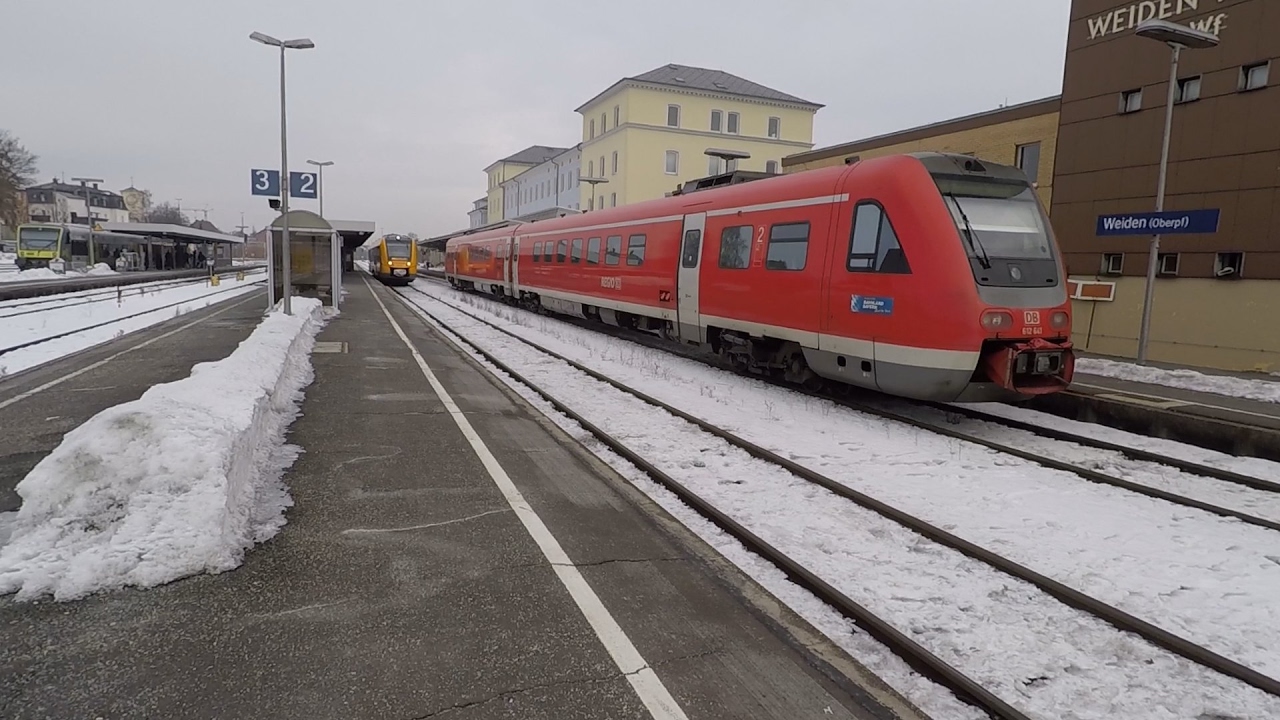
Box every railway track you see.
[394,284,1280,719]
[0,275,266,358]
[0,269,267,320]
[417,276,1280,532]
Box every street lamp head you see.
[249,31,282,47]
[1135,19,1219,49]
[283,38,315,50]
[307,159,334,167]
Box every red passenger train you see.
[445,152,1075,402]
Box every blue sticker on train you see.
[851,295,894,314]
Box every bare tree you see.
[144,202,189,225]
[0,130,38,228]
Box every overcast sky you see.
[3,0,1071,238]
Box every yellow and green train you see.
[15,223,151,271]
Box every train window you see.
[571,238,583,263]
[718,226,751,269]
[765,223,808,271]
[627,234,646,266]
[605,236,622,265]
[532,241,542,262]
[680,230,701,269]
[587,237,601,264]
[556,239,568,263]
[848,202,910,274]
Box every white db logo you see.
[1024,311,1041,325]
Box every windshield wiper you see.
[947,193,992,270]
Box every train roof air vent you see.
[963,157,988,173]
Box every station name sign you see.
[1087,0,1230,40]
[1096,209,1220,236]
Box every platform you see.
[1027,361,1280,462]
[0,264,267,302]
[0,276,923,720]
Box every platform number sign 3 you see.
[1024,311,1041,325]
[250,169,281,197]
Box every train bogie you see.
[444,152,1075,403]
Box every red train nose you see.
[981,337,1075,394]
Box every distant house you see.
[25,180,130,225]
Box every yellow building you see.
[575,64,821,209]
[782,96,1061,208]
[484,145,569,222]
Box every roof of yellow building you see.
[576,63,822,112]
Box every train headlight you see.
[1050,311,1070,329]
[981,310,1014,331]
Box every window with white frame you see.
[765,160,778,174]
[767,116,780,138]
[610,192,616,207]
[601,112,607,132]
[665,150,679,174]
[1176,76,1202,103]
[587,160,593,177]
[1120,89,1142,113]
[708,156,721,175]
[611,151,618,175]
[667,104,680,127]
[613,105,620,127]
[1241,61,1270,91]
[727,112,740,134]
[590,118,596,138]
[710,110,722,132]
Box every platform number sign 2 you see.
[250,169,319,199]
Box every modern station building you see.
[786,0,1278,372]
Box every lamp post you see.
[1132,19,1219,364]
[307,159,334,218]
[579,176,608,212]
[250,31,315,316]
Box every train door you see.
[676,212,706,344]
[510,236,521,296]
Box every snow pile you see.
[84,263,118,277]
[0,266,63,283]
[1077,357,1280,404]
[0,297,325,601]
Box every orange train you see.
[445,152,1075,403]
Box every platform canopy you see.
[268,209,333,235]
[97,222,245,244]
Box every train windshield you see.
[933,174,1059,288]
[18,226,60,249]
[385,240,412,259]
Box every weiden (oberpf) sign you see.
[1096,209,1220,236]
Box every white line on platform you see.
[1072,380,1280,422]
[0,293,263,412]
[363,278,689,720]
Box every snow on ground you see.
[0,271,265,376]
[875,399,1280,525]
[402,288,1280,720]
[1077,356,1280,404]
[0,263,117,283]
[407,283,1280,682]
[0,298,325,602]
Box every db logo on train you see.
[1023,310,1041,325]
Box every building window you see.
[665,150,679,175]
[766,223,808,271]
[588,197,593,211]
[590,118,596,139]
[710,110,723,132]
[1015,142,1041,183]
[587,237,601,264]
[1176,76,1202,103]
[719,225,752,269]
[587,160,594,178]
[571,238,583,263]
[613,105,620,127]
[605,235,622,265]
[667,104,680,127]
[627,234,647,266]
[1102,253,1124,275]
[727,112,740,134]
[768,116,780,138]
[1120,89,1142,113]
[611,151,618,175]
[610,192,617,207]
[1215,252,1244,277]
[599,156,604,178]
[1158,253,1180,276]
[708,156,722,175]
[765,160,778,174]
[1240,62,1270,91]
[601,112,607,133]
[847,202,910,274]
